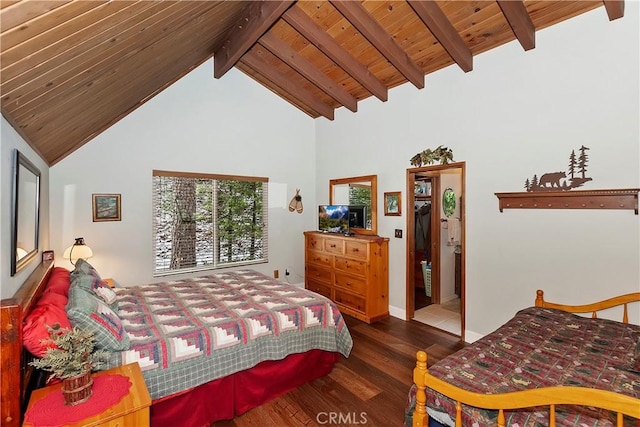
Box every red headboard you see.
[1,257,54,427]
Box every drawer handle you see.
[352,248,359,252]
[330,244,337,248]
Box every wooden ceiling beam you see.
[259,31,357,112]
[213,0,295,79]
[603,0,624,20]
[329,0,424,89]
[282,5,387,102]
[497,0,535,51]
[242,47,335,120]
[407,0,472,73]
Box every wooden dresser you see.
[304,231,389,323]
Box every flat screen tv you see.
[348,205,367,229]
[318,205,349,234]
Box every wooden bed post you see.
[1,259,54,427]
[412,350,428,427]
[1,300,22,427]
[535,289,544,307]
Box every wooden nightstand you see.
[103,278,117,288]
[24,363,151,427]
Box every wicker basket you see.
[420,261,432,297]
[62,370,93,406]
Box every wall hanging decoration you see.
[495,146,639,214]
[442,188,456,217]
[384,192,401,216]
[288,188,303,213]
[409,145,454,167]
[92,194,121,222]
[525,145,592,192]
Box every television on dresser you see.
[318,205,349,234]
[348,205,367,229]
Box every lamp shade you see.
[63,237,93,264]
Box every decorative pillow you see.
[66,286,129,352]
[43,267,71,297]
[23,304,72,358]
[70,259,118,310]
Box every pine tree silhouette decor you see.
[525,146,592,192]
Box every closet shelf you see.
[495,188,639,214]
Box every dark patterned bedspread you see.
[406,307,640,427]
[104,269,353,400]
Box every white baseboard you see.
[389,304,407,321]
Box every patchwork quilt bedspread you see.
[406,306,640,427]
[104,269,353,400]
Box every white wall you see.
[49,61,316,286]
[0,117,50,298]
[439,170,462,303]
[316,4,640,338]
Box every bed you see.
[1,255,353,427]
[407,290,640,427]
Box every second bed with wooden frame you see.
[410,290,640,427]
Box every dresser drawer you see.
[323,238,344,255]
[334,290,366,313]
[344,240,368,260]
[306,234,324,251]
[306,249,332,268]
[334,273,366,295]
[306,280,332,299]
[334,257,366,277]
[306,264,332,284]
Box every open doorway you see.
[406,162,465,340]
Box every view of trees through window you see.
[153,172,268,274]
[349,185,372,226]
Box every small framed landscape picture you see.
[92,194,121,222]
[384,191,401,216]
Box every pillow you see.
[36,292,68,310]
[43,267,71,297]
[23,304,72,358]
[70,259,118,310]
[66,286,129,352]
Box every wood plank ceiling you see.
[0,0,625,166]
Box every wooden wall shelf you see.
[495,189,639,214]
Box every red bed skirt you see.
[150,350,341,427]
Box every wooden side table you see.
[24,363,151,427]
[103,278,117,288]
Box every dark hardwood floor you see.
[215,315,465,427]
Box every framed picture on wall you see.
[92,194,121,222]
[384,191,401,216]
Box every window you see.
[152,170,268,275]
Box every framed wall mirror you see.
[11,150,41,276]
[330,174,377,236]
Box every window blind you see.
[152,170,268,276]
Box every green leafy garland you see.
[410,146,454,167]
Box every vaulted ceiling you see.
[0,1,625,166]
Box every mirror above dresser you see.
[329,174,377,236]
